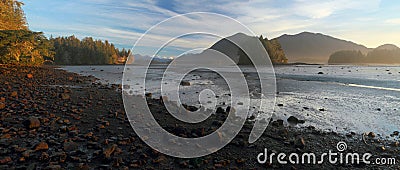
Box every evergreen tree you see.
[50,36,127,65]
[259,35,288,64]
[0,0,27,30]
[0,30,54,65]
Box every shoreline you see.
[0,65,398,169]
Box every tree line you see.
[0,0,129,65]
[51,36,130,65]
[328,48,400,64]
[1,0,287,65]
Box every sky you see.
[22,0,400,58]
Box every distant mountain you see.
[276,32,371,64]
[173,33,270,66]
[129,32,399,65]
[209,33,252,64]
[127,54,171,65]
[375,44,399,50]
[128,33,286,66]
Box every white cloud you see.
[385,18,400,25]
[289,0,381,19]
[27,0,400,56]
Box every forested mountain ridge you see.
[328,44,400,64]
[210,33,288,65]
[277,32,370,64]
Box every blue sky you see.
[23,0,400,57]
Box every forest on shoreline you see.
[328,46,400,64]
[0,0,129,65]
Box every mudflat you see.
[0,65,398,169]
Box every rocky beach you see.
[2,0,400,169]
[0,65,399,169]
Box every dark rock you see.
[183,105,198,112]
[317,72,324,74]
[179,160,189,168]
[272,119,284,127]
[24,117,40,129]
[287,116,299,124]
[0,157,11,164]
[10,91,18,97]
[22,150,33,158]
[26,73,33,79]
[295,137,306,148]
[298,120,306,124]
[216,107,225,114]
[63,141,79,152]
[393,141,399,147]
[103,144,118,159]
[368,132,376,138]
[287,116,304,124]
[277,103,284,107]
[40,152,49,161]
[60,93,70,100]
[307,126,315,130]
[212,120,223,127]
[44,165,62,170]
[226,106,235,113]
[77,163,90,170]
[145,93,152,98]
[236,158,245,165]
[319,108,325,111]
[34,142,49,151]
[180,81,191,86]
[1,134,11,139]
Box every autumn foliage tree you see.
[0,30,54,64]
[0,0,27,30]
[0,0,54,65]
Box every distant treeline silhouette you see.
[329,48,400,64]
[51,36,130,65]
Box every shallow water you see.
[61,65,400,137]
